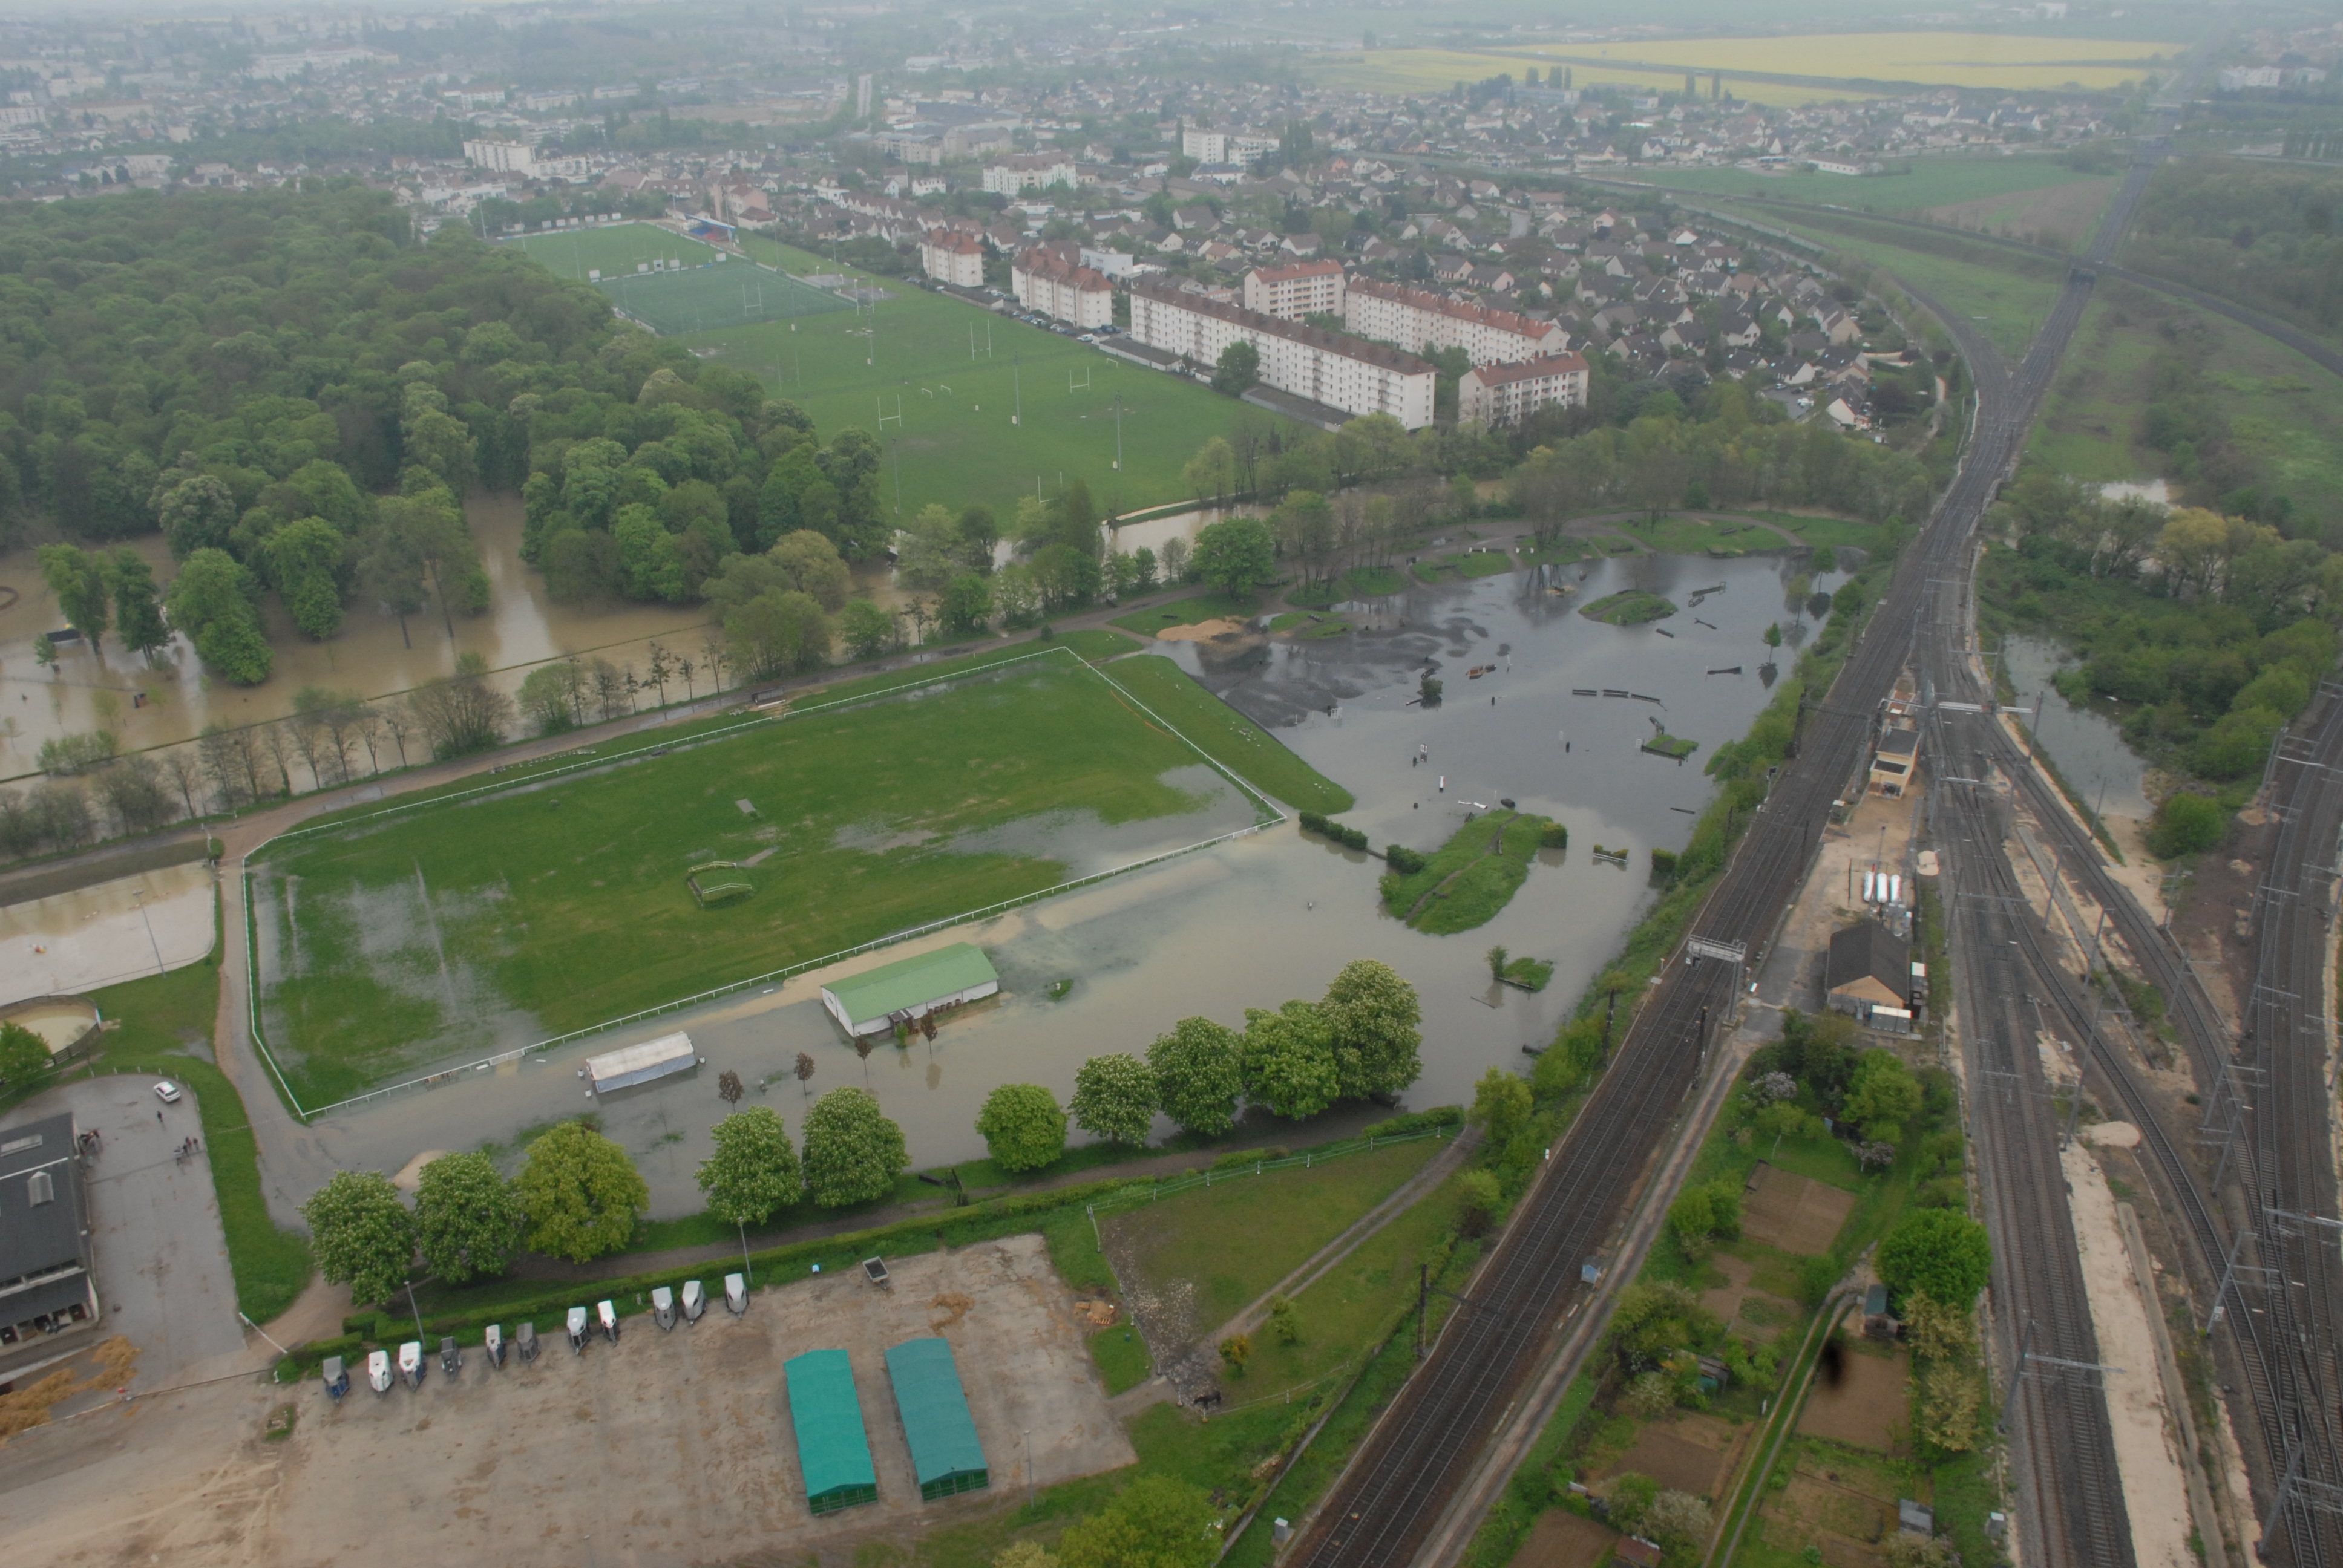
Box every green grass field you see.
[1110,591,1261,633]
[1103,1140,1443,1333]
[1634,155,2105,213]
[1755,210,2068,358]
[597,260,851,334]
[1381,809,1554,934]
[506,221,724,279]
[1101,655,1355,814]
[250,657,1271,1106]
[674,254,1267,524]
[1580,589,1680,626]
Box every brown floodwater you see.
[0,497,719,786]
[289,549,1811,1217]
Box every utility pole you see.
[1112,393,1124,470]
[1013,355,1021,425]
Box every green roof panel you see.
[885,1337,989,1501]
[822,943,1000,1030]
[785,1348,879,1513]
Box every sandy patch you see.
[2082,1120,2141,1148]
[390,1149,451,1192]
[2062,1140,2197,1568]
[1150,617,1248,642]
[1742,1164,1857,1256]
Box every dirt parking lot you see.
[0,1234,1133,1567]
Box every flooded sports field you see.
[290,548,1829,1214]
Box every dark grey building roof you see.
[0,1111,94,1323]
[1826,919,1910,999]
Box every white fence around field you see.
[241,643,1290,1122]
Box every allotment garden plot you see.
[248,660,1266,1109]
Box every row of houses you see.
[1126,276,1438,430]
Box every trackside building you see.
[785,1348,879,1514]
[821,943,1001,1038]
[885,1337,989,1500]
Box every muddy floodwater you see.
[295,548,1818,1215]
[0,497,720,783]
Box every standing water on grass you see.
[1998,635,2151,820]
[288,549,1809,1214]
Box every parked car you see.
[153,1080,181,1104]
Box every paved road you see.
[2,1077,246,1391]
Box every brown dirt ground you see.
[1919,177,2119,250]
[1510,1508,1620,1568]
[1742,1165,1857,1256]
[1799,1339,1909,1452]
[1601,1411,1745,1499]
[1697,1253,1800,1346]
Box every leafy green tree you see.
[1469,1065,1533,1149]
[767,529,853,610]
[299,1170,416,1306]
[612,503,687,603]
[264,517,349,639]
[1058,1475,1219,1568]
[516,1120,649,1263]
[0,1020,51,1085]
[975,1083,1069,1172]
[1320,958,1422,1100]
[940,572,993,635]
[1211,339,1261,396]
[696,1106,803,1226]
[838,596,895,659]
[157,474,239,560]
[1456,1168,1502,1235]
[800,1086,908,1207]
[1876,1209,1993,1308]
[1842,1049,1923,1145]
[107,549,169,662]
[2149,791,2224,857]
[518,662,584,734]
[37,544,109,652]
[1147,1016,1245,1137]
[1070,1053,1157,1146]
[1240,1001,1340,1120]
[165,548,272,685]
[1191,517,1277,597]
[413,1151,521,1284]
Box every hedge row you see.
[1297,811,1374,851]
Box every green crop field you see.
[671,252,1273,523]
[506,221,725,279]
[248,655,1280,1107]
[1633,155,2106,213]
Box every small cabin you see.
[1826,921,1916,1035]
[821,943,1001,1039]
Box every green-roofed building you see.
[884,1337,989,1501]
[820,943,1001,1039]
[785,1348,879,1514]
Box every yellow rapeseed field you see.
[1305,50,1873,108]
[1533,32,2176,93]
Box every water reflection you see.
[1999,635,2151,819]
[301,550,1803,1213]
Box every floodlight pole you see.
[739,1219,752,1286]
[1113,394,1124,470]
[405,1279,426,1345]
[1013,356,1021,425]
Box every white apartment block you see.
[1458,351,1591,428]
[920,228,985,288]
[1012,247,1113,328]
[1343,278,1568,367]
[1242,260,1346,321]
[462,139,536,176]
[1180,125,1279,164]
[981,153,1076,195]
[1128,277,1435,430]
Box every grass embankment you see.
[7,940,315,1324]
[1755,207,2069,360]
[1106,1138,1443,1334]
[1502,956,1555,991]
[1738,511,1892,553]
[1579,589,1680,626]
[1112,592,1260,634]
[1380,809,1554,934]
[251,659,1243,1105]
[1101,655,1355,814]
[808,628,1136,705]
[1414,548,1518,583]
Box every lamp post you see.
[132,888,164,976]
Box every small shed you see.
[1613,1538,1664,1567]
[784,1348,879,1514]
[821,944,1000,1039]
[885,1337,989,1501]
[1826,920,1912,1030]
[584,1031,698,1093]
